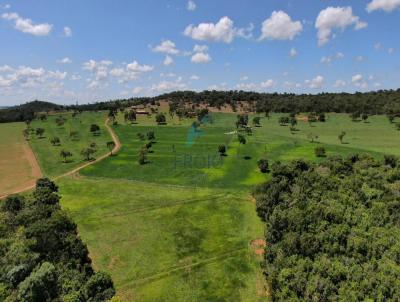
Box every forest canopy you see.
[254,156,400,301]
[0,178,115,301]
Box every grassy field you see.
[29,111,112,177]
[0,122,41,196]
[59,176,265,301]
[52,111,400,301]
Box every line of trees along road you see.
[254,155,400,301]
[0,178,115,301]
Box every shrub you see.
[315,146,326,157]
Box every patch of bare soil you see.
[251,239,267,256]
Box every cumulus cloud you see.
[187,0,196,11]
[107,60,154,83]
[334,80,347,88]
[2,12,52,36]
[63,26,72,37]
[152,40,179,55]
[260,79,276,89]
[352,74,363,83]
[367,0,400,12]
[57,57,72,64]
[191,52,211,63]
[352,74,368,89]
[259,11,303,41]
[150,78,187,93]
[315,7,367,46]
[305,75,324,89]
[193,44,208,53]
[184,16,252,43]
[190,75,200,80]
[321,52,344,64]
[289,47,298,57]
[163,55,173,66]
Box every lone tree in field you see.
[218,145,226,156]
[36,128,45,138]
[265,111,270,120]
[315,146,326,157]
[350,112,360,122]
[137,133,145,141]
[156,113,166,125]
[81,148,96,161]
[253,116,261,127]
[388,114,395,124]
[257,158,269,173]
[146,130,155,142]
[307,132,319,143]
[39,114,47,121]
[125,110,136,124]
[290,117,297,128]
[50,137,61,146]
[55,116,66,127]
[362,113,369,123]
[278,116,290,126]
[60,150,72,163]
[318,112,326,122]
[192,121,201,131]
[138,147,147,165]
[238,134,246,145]
[236,114,248,129]
[69,130,79,140]
[106,141,116,155]
[90,124,100,136]
[338,131,346,144]
[22,129,29,141]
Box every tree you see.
[137,133,145,141]
[236,114,248,128]
[2,195,25,213]
[146,131,155,142]
[84,272,115,302]
[257,158,269,173]
[90,124,100,135]
[338,131,346,144]
[50,137,60,146]
[318,112,326,122]
[192,121,201,131]
[253,116,261,127]
[36,177,58,192]
[39,114,47,121]
[35,128,45,138]
[238,134,246,145]
[55,116,66,127]
[218,145,226,156]
[69,130,79,140]
[362,113,369,122]
[350,111,361,121]
[81,148,96,161]
[107,141,116,155]
[307,132,319,143]
[278,116,290,126]
[138,147,147,165]
[315,146,326,157]
[156,113,166,125]
[22,128,30,141]
[125,110,136,123]
[290,117,297,128]
[60,150,72,163]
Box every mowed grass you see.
[0,122,41,195]
[59,176,265,302]
[29,111,112,177]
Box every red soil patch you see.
[251,239,267,256]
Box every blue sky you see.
[0,0,400,105]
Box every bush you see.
[257,159,269,173]
[315,146,326,157]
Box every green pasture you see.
[29,111,112,177]
[46,111,400,301]
[59,176,265,301]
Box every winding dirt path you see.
[0,118,121,200]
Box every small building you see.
[135,109,149,115]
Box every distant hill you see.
[0,100,64,123]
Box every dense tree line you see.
[0,100,63,123]
[0,178,115,301]
[254,155,400,301]
[3,89,400,123]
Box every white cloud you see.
[356,55,365,62]
[321,53,344,64]
[187,0,196,11]
[184,16,251,43]
[107,60,153,83]
[63,26,72,37]
[305,75,324,89]
[57,57,72,64]
[152,40,179,55]
[48,70,67,80]
[190,75,200,80]
[336,52,345,59]
[151,78,187,93]
[289,47,298,57]
[367,0,400,12]
[236,82,257,90]
[321,56,332,64]
[259,11,303,41]
[260,79,276,89]
[240,75,249,81]
[2,12,52,36]
[315,7,367,46]
[334,80,347,87]
[352,74,363,83]
[70,74,81,81]
[126,60,154,73]
[191,52,211,63]
[163,55,173,66]
[193,44,209,53]
[389,47,395,54]
[132,87,144,94]
[374,42,382,50]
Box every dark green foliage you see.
[50,136,61,146]
[146,130,155,141]
[278,116,290,126]
[35,128,45,138]
[81,148,96,161]
[0,182,115,301]
[138,147,147,165]
[384,154,397,168]
[236,114,248,128]
[237,134,246,145]
[90,124,100,135]
[0,100,62,123]
[218,144,226,156]
[155,113,166,125]
[252,116,261,127]
[257,158,269,173]
[315,146,326,157]
[254,156,400,301]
